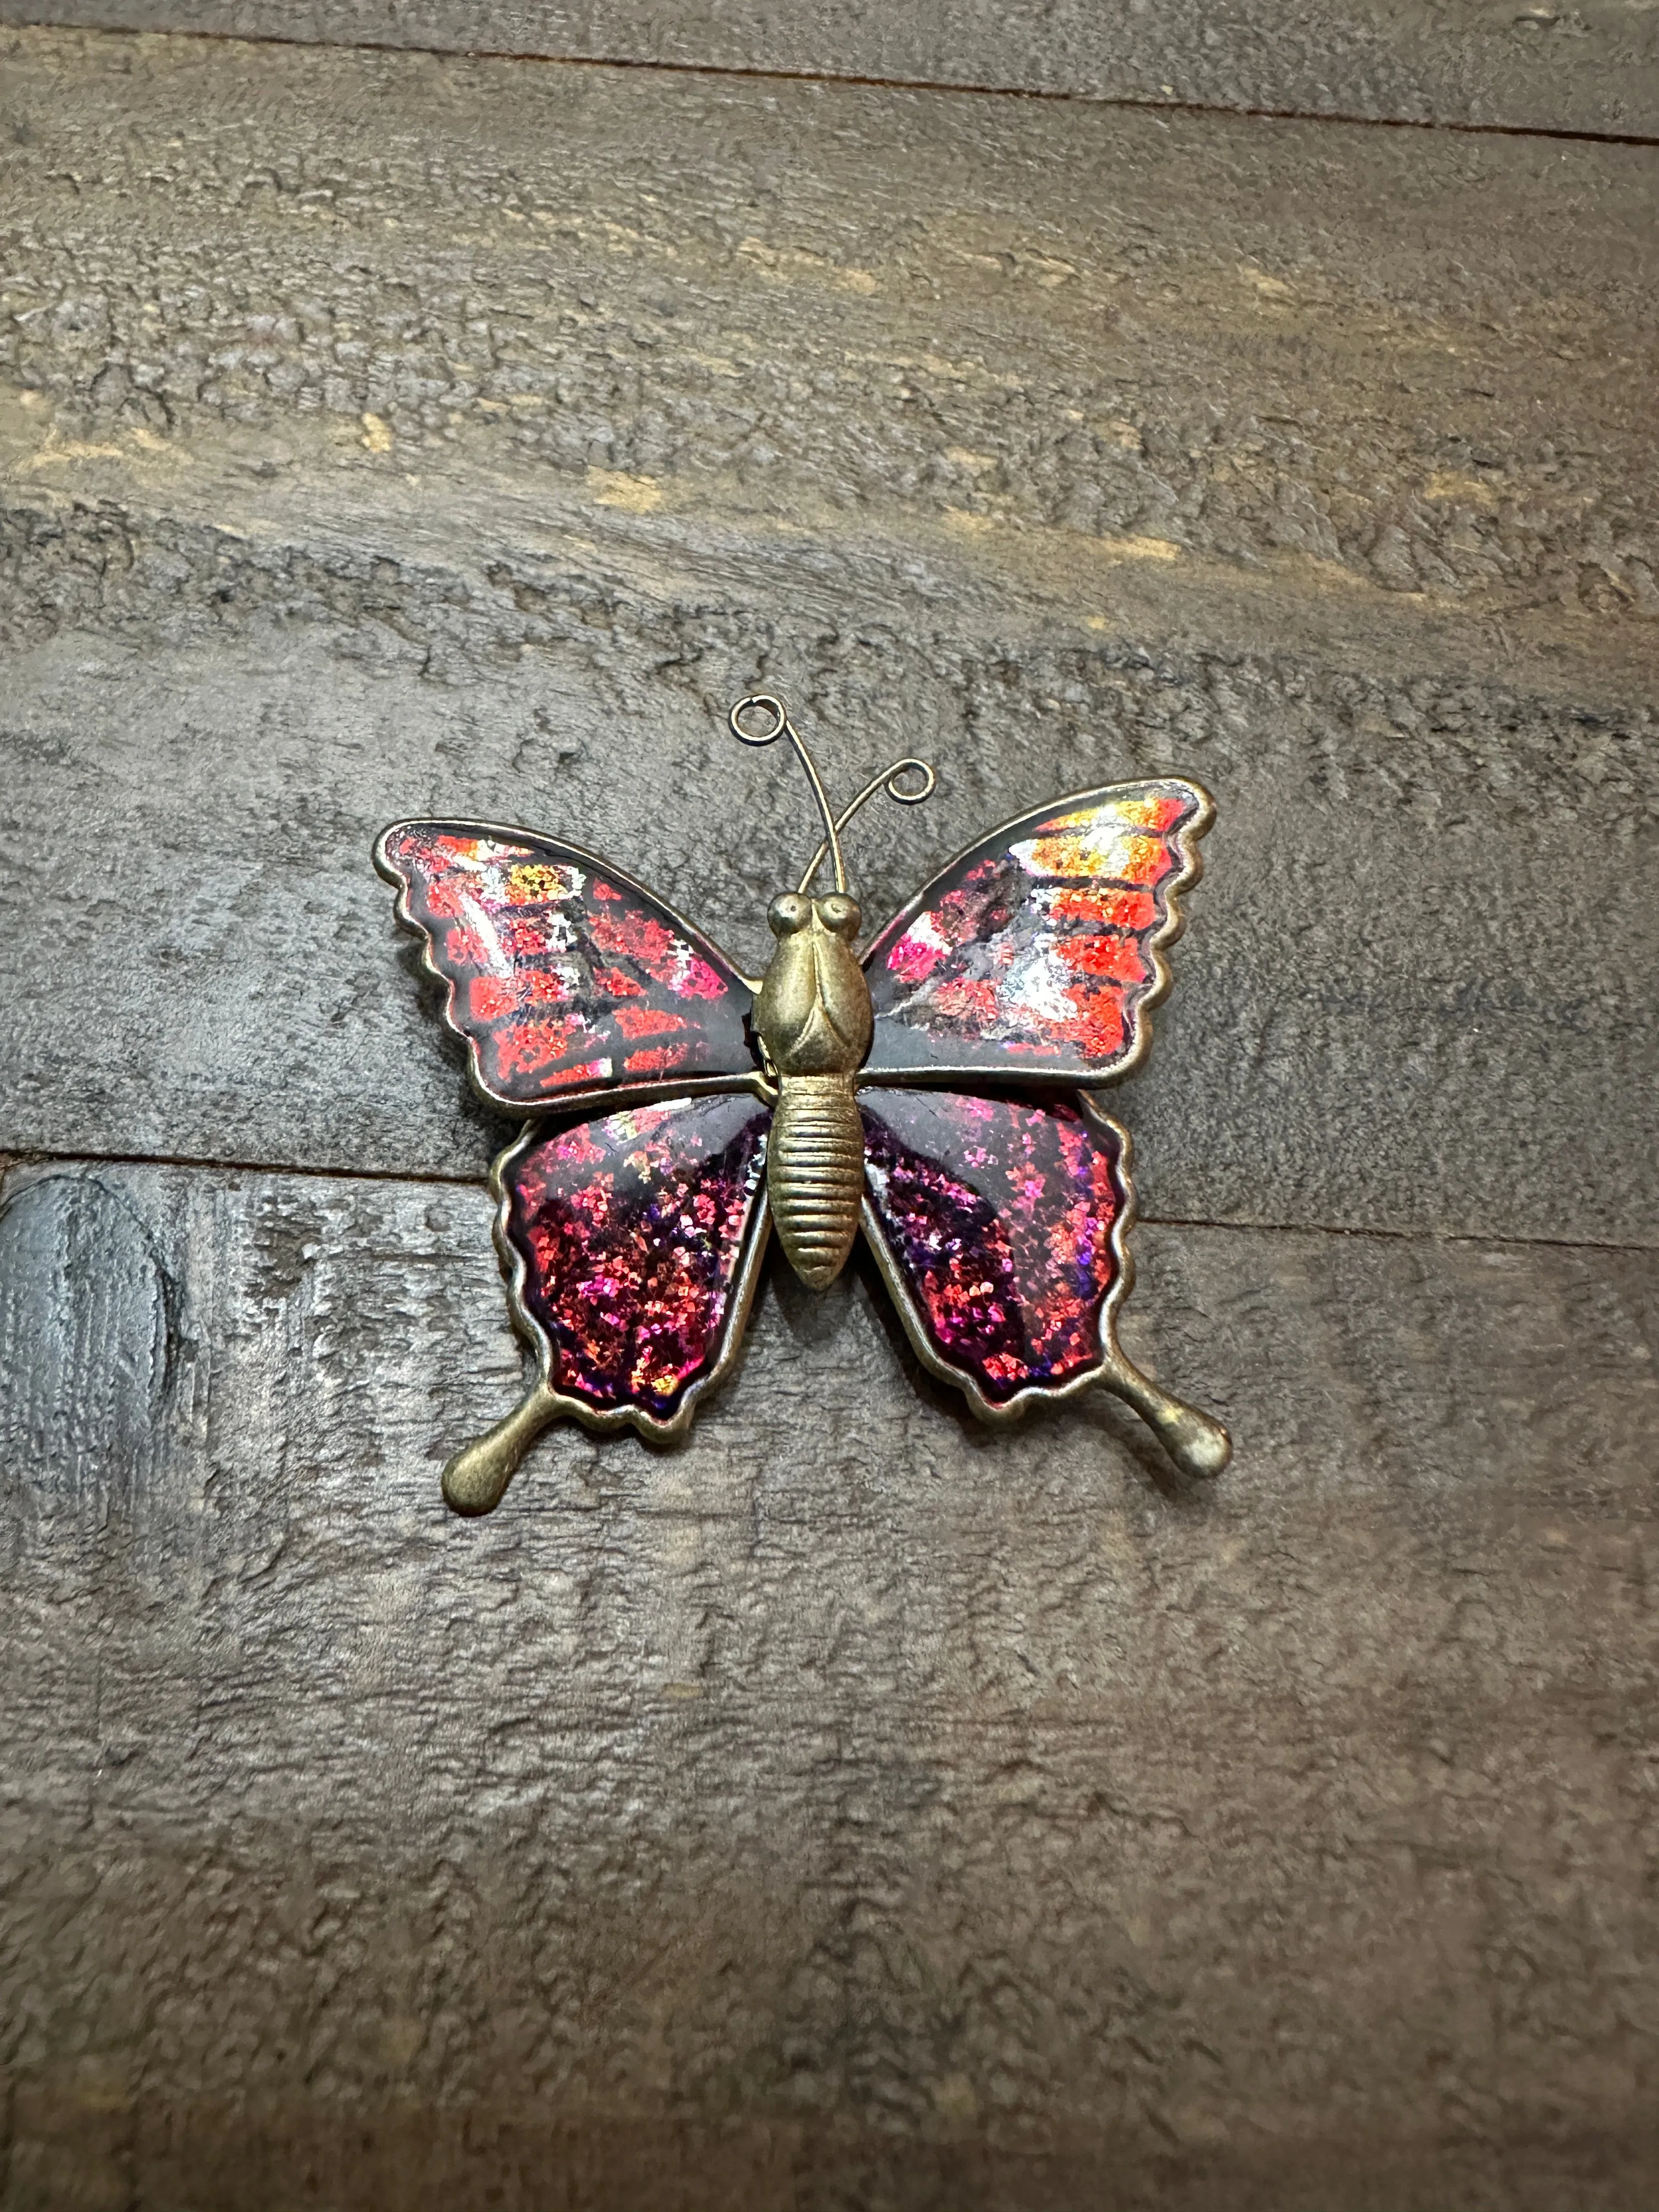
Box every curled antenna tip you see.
[729,693,790,747]
[882,758,936,805]
[724,693,939,899]
[726,691,847,893]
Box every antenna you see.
[728,694,847,893]
[795,757,936,895]
[727,693,938,896]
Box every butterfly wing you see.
[859,781,1212,1087]
[376,820,761,1113]
[495,1091,772,1440]
[859,1088,1133,1419]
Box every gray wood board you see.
[8,25,1657,647]
[2,30,1656,1244]
[2,1154,1657,2208]
[0,0,1656,136]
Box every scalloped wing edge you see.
[374,816,766,1116]
[859,776,1216,1090]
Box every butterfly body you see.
[754,889,873,1290]
[766,1074,866,1291]
[376,697,1231,1514]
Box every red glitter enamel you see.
[860,782,1210,1084]
[860,1091,1127,1403]
[504,1093,771,1421]
[376,822,759,1109]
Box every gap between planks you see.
[14,18,1659,148]
[2,1145,1651,1258]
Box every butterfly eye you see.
[768,893,812,938]
[816,894,862,940]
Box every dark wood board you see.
[2,29,1656,1244]
[2,1155,1656,2210]
[2,24,1658,2209]
[0,0,1656,135]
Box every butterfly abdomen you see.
[768,1074,865,1290]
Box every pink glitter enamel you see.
[860,1091,1126,1402]
[504,1093,771,1420]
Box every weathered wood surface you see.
[2,28,1656,1244]
[2,0,1658,135]
[3,20,1659,2210]
[2,1156,1656,2210]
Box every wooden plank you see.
[2,29,1655,1244]
[2,1154,1656,2206]
[3,29,1654,2210]
[1,0,1656,136]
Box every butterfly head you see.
[768,890,861,942]
[755,888,872,1078]
[727,691,935,1082]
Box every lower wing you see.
[496,1090,773,1440]
[859,1088,1133,1418]
[859,1087,1229,1475]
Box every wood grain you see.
[0,0,1656,135]
[2,29,1656,1244]
[2,1154,1656,2209]
[2,27,1657,2205]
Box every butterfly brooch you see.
[375,694,1229,1513]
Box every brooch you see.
[376,696,1229,1512]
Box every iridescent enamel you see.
[376,822,759,1109]
[860,1091,1127,1404]
[502,1093,770,1422]
[860,783,1209,1084]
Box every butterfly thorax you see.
[754,891,873,1292]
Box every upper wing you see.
[376,821,761,1113]
[859,781,1213,1087]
